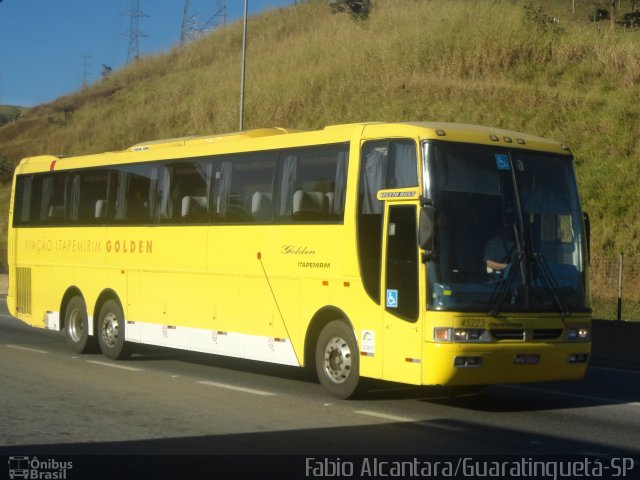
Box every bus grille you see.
[490,329,563,341]
[532,329,563,340]
[16,267,32,315]
[491,329,525,341]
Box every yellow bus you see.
[7,122,591,398]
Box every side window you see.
[156,160,212,223]
[35,173,67,225]
[111,164,157,224]
[275,144,349,222]
[68,170,110,224]
[357,139,418,304]
[13,173,67,226]
[177,160,212,223]
[12,175,33,226]
[359,139,418,214]
[214,152,275,223]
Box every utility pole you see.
[239,0,248,131]
[180,0,192,46]
[80,54,93,88]
[125,0,148,63]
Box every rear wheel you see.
[315,320,361,399]
[64,296,97,354]
[97,299,130,360]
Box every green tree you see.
[329,0,371,21]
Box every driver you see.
[484,225,515,277]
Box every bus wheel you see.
[97,299,131,360]
[315,320,361,399]
[64,296,97,354]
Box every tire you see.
[97,299,131,360]
[315,320,361,399]
[64,296,98,354]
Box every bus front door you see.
[381,203,423,385]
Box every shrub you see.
[329,0,372,21]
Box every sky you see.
[0,0,297,107]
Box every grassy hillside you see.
[0,105,25,126]
[1,0,639,317]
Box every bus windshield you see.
[425,141,590,314]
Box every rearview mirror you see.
[418,199,436,261]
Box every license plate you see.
[513,354,540,365]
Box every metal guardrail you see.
[591,254,640,321]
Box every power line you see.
[202,1,227,31]
[180,0,226,46]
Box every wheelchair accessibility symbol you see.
[495,153,510,171]
[386,289,398,308]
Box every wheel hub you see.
[68,308,84,343]
[101,312,119,348]
[324,336,352,384]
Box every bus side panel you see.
[125,269,142,342]
[10,228,78,330]
[241,277,301,364]
[336,277,384,381]
[7,173,17,318]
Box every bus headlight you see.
[564,327,591,341]
[434,327,491,343]
[454,329,487,342]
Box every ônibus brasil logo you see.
[8,456,73,479]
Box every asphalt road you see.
[1,296,639,476]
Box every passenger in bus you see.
[128,190,149,221]
[484,225,516,278]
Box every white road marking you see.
[354,410,416,422]
[197,380,276,397]
[354,409,465,431]
[5,344,48,354]
[86,360,143,372]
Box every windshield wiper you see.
[488,251,525,317]
[488,221,526,317]
[531,252,571,319]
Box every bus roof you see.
[127,127,301,152]
[16,121,571,173]
[403,121,571,155]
